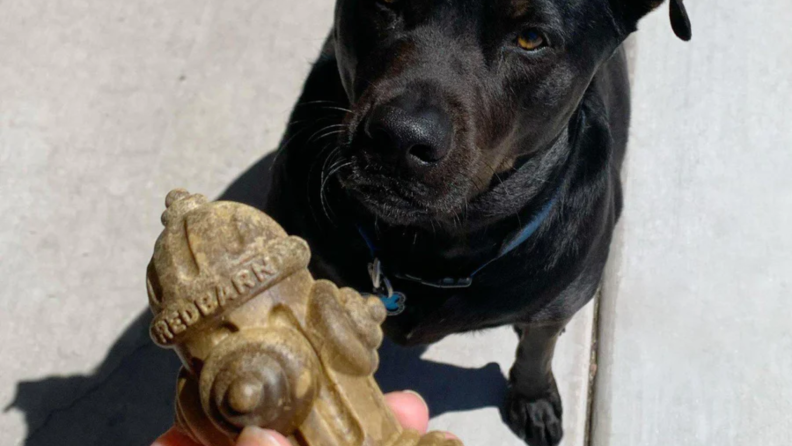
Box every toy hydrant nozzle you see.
[145,189,462,446]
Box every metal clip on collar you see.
[367,258,394,297]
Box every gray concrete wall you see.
[592,2,792,445]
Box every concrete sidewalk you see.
[592,2,792,445]
[1,1,790,446]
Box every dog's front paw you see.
[503,384,563,446]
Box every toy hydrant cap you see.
[146,189,311,347]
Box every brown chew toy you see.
[146,189,461,446]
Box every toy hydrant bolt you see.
[227,377,264,414]
[165,188,190,207]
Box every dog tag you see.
[366,258,406,316]
[366,291,406,317]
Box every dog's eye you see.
[516,30,546,51]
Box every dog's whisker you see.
[311,143,336,178]
[286,114,339,129]
[313,129,347,144]
[292,101,353,117]
[271,123,322,167]
[309,143,342,193]
[320,146,345,180]
[294,100,346,108]
[316,105,353,114]
[315,143,348,218]
[319,159,352,223]
[325,161,351,179]
[307,123,349,145]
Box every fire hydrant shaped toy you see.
[146,189,460,446]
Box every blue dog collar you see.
[359,189,561,314]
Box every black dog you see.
[266,1,691,444]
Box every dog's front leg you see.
[503,321,567,446]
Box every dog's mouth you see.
[333,149,539,227]
[335,154,437,224]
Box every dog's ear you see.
[613,0,692,41]
[668,0,692,41]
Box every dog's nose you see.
[364,100,453,172]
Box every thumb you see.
[236,427,292,446]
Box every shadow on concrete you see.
[5,312,181,446]
[6,153,507,446]
[375,340,508,416]
[215,152,277,210]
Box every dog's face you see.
[332,0,688,226]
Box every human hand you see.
[152,391,459,446]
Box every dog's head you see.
[332,0,690,226]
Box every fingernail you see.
[444,431,460,440]
[403,390,429,413]
[237,426,286,446]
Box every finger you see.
[236,426,292,446]
[384,391,430,434]
[151,428,202,446]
